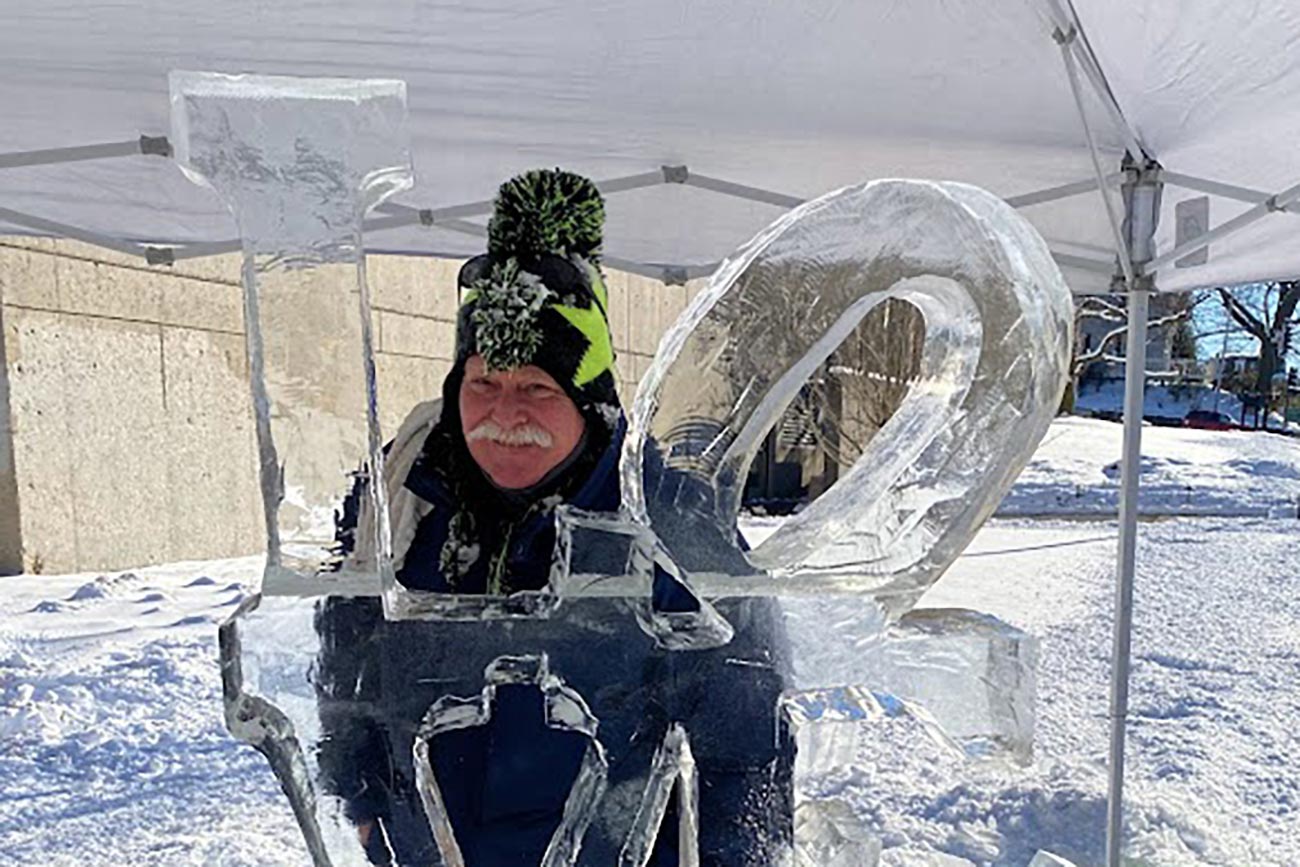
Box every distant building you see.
[1205,353,1260,384]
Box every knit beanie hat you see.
[445,168,621,438]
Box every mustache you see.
[466,420,554,448]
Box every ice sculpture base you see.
[793,799,882,867]
[783,598,1036,765]
[876,608,1038,764]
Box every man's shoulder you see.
[392,399,442,450]
[384,399,443,481]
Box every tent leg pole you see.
[1106,287,1149,867]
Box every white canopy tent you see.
[2,1,1297,862]
[3,1,1298,292]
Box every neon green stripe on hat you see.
[554,300,615,387]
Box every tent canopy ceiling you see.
[1,0,1297,294]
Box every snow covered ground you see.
[831,516,1300,866]
[2,417,1298,866]
[0,558,300,865]
[1000,416,1300,518]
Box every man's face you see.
[458,354,586,490]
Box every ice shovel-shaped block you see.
[171,72,413,588]
[170,71,412,258]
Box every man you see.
[315,169,792,866]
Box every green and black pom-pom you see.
[487,168,605,262]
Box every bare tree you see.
[1064,292,1202,412]
[1215,282,1300,421]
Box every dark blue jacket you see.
[393,420,623,594]
[314,422,793,866]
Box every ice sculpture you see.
[228,593,792,865]
[875,609,1038,763]
[627,180,1074,617]
[189,71,1075,865]
[170,71,413,585]
[782,601,1038,765]
[793,796,883,867]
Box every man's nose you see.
[489,389,529,426]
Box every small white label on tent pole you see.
[1174,197,1210,268]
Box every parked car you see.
[1183,409,1237,431]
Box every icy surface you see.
[627,179,1073,617]
[170,72,413,584]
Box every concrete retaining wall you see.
[0,237,695,575]
[0,301,20,574]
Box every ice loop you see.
[195,77,1072,865]
[625,180,1074,615]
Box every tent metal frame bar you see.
[597,169,676,196]
[0,135,171,170]
[1056,26,1135,288]
[1,137,1134,285]
[1143,177,1300,275]
[160,200,705,285]
[161,213,494,263]
[1163,171,1298,215]
[159,160,1295,285]
[159,213,483,263]
[1051,250,1113,275]
[1109,281,1150,867]
[379,199,491,222]
[1052,5,1162,865]
[1040,0,1146,162]
[676,170,804,209]
[1004,174,1121,208]
[0,205,153,259]
[166,240,241,262]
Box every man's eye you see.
[526,384,557,398]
